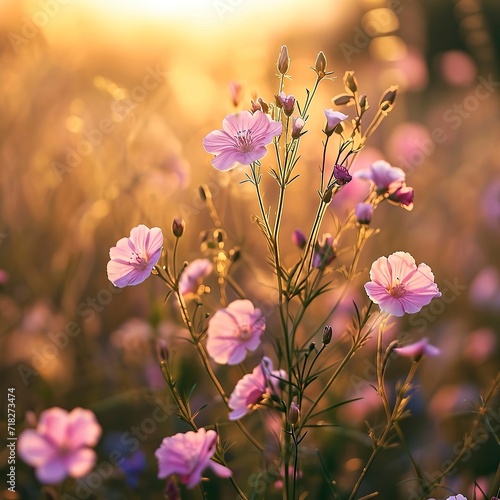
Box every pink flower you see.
[202,110,282,171]
[18,407,101,484]
[107,224,163,287]
[427,496,467,500]
[324,109,348,135]
[179,259,213,296]
[155,428,231,488]
[394,337,441,360]
[388,184,414,210]
[364,252,441,317]
[228,357,286,420]
[333,164,352,185]
[275,92,295,116]
[206,299,265,364]
[354,160,406,193]
[291,117,305,139]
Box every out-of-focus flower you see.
[324,109,348,136]
[155,428,231,488]
[274,465,303,489]
[394,337,441,361]
[481,178,500,228]
[354,160,405,194]
[119,449,147,488]
[388,184,414,210]
[441,50,477,87]
[313,233,336,270]
[228,357,286,420]
[292,229,307,249]
[107,225,163,288]
[291,117,305,139]
[364,252,441,317]
[463,327,496,364]
[171,217,185,238]
[427,495,467,500]
[206,299,265,364]
[355,202,374,224]
[178,259,213,296]
[18,407,101,484]
[333,165,352,185]
[228,81,244,107]
[0,269,8,284]
[202,111,282,171]
[469,266,500,309]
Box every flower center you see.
[239,323,252,339]
[234,129,253,152]
[388,281,406,298]
[129,251,148,270]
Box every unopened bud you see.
[332,93,354,106]
[355,202,373,224]
[288,401,300,425]
[292,229,307,249]
[322,188,333,204]
[157,340,169,362]
[379,85,398,113]
[172,218,185,238]
[322,325,333,345]
[359,94,368,111]
[277,45,290,75]
[308,342,316,352]
[344,71,358,93]
[291,117,305,139]
[314,51,327,79]
[229,247,241,263]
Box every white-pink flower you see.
[179,259,213,295]
[206,299,265,365]
[427,495,467,500]
[324,109,348,134]
[202,110,282,171]
[18,407,102,484]
[107,224,163,287]
[364,252,441,317]
[228,357,286,420]
[394,337,441,360]
[354,160,406,193]
[155,428,231,488]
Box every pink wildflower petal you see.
[155,429,231,488]
[207,461,232,479]
[107,225,163,288]
[394,338,441,359]
[66,448,97,478]
[35,455,69,484]
[66,408,102,448]
[207,299,265,365]
[365,252,441,316]
[203,111,282,172]
[18,430,57,467]
[37,407,69,449]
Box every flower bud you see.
[275,92,295,117]
[379,85,398,113]
[314,51,327,79]
[172,218,185,238]
[322,187,333,204]
[332,93,354,106]
[288,401,300,425]
[291,117,305,139]
[157,340,169,362]
[359,94,368,111]
[355,202,373,224]
[277,45,290,75]
[388,185,414,211]
[322,325,333,345]
[333,165,352,186]
[292,229,307,249]
[344,71,358,93]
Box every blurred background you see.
[0,0,499,498]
